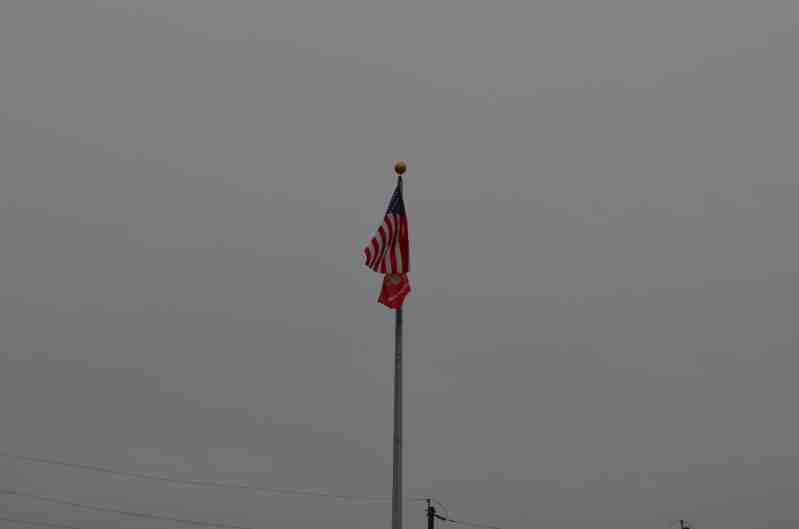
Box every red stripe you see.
[383,217,395,274]
[386,215,397,273]
[377,224,389,273]
[370,236,381,269]
[398,215,409,273]
[367,237,378,268]
[374,225,384,273]
[392,215,403,274]
[395,216,403,271]
[365,240,374,268]
[387,214,399,274]
[372,223,386,271]
[364,208,410,276]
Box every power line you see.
[0,489,256,529]
[0,517,83,529]
[1,450,429,504]
[445,519,503,529]
[3,450,453,529]
[441,518,503,529]
[426,498,500,529]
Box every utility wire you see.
[0,517,83,529]
[0,515,402,529]
[2,450,450,529]
[1,450,430,504]
[437,515,503,529]
[0,489,256,529]
[426,497,500,529]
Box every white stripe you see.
[367,237,378,269]
[373,229,384,268]
[380,219,391,273]
[376,222,388,271]
[378,222,389,273]
[386,215,397,274]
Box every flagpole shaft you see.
[392,305,403,529]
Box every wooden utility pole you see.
[427,499,436,529]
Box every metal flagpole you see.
[391,160,407,529]
[392,305,403,529]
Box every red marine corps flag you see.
[363,166,411,309]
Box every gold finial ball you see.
[394,161,407,175]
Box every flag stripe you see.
[381,222,390,274]
[370,236,381,268]
[377,225,389,273]
[374,216,401,274]
[392,214,403,274]
[387,214,398,274]
[398,215,408,273]
[380,218,390,274]
[363,176,410,278]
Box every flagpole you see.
[391,160,407,529]
[392,304,403,529]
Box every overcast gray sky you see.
[1,2,799,528]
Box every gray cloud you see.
[2,2,799,528]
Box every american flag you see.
[364,175,411,309]
[364,176,410,275]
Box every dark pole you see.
[391,293,404,529]
[427,499,436,529]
